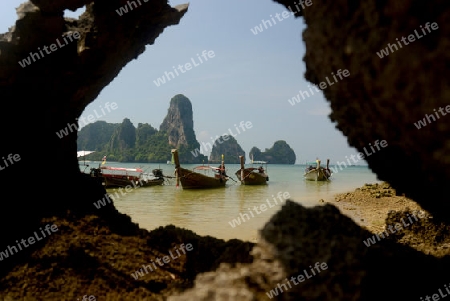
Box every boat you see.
[303,159,332,181]
[140,169,166,187]
[89,165,165,188]
[171,149,228,189]
[235,155,268,185]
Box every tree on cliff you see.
[249,140,296,164]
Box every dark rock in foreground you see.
[168,201,450,301]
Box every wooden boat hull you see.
[103,175,138,188]
[103,176,165,188]
[303,168,331,181]
[177,167,227,189]
[139,178,165,187]
[235,169,268,185]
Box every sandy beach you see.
[1,181,448,300]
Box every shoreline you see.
[2,181,449,300]
[326,182,450,258]
[326,182,424,233]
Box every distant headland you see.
[77,94,296,164]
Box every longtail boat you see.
[235,155,268,185]
[303,159,332,181]
[171,149,228,189]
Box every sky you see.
[0,0,364,165]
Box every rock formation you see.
[168,201,450,301]
[76,95,208,163]
[108,118,136,154]
[0,0,188,275]
[249,140,296,164]
[77,120,119,151]
[1,0,450,300]
[209,135,245,164]
[160,94,196,149]
[160,94,207,163]
[273,0,450,221]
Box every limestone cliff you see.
[108,118,136,151]
[249,140,296,164]
[2,0,450,300]
[160,94,207,163]
[76,95,208,163]
[160,94,196,147]
[106,118,137,162]
[209,135,245,164]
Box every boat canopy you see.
[193,166,220,171]
[77,150,95,158]
[100,166,144,173]
[251,160,267,164]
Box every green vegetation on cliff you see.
[77,95,296,164]
[249,140,296,164]
[77,95,208,163]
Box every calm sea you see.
[79,162,381,242]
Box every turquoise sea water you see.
[80,162,382,242]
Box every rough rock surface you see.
[273,0,450,220]
[209,135,246,164]
[0,0,188,285]
[168,201,450,301]
[0,0,187,257]
[159,94,208,163]
[1,0,450,300]
[0,211,254,300]
[160,94,197,150]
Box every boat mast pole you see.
[171,149,180,188]
[239,155,244,182]
[221,154,225,175]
